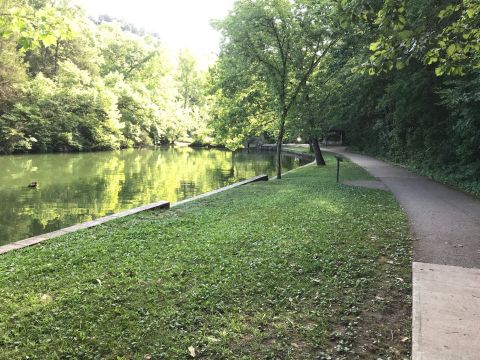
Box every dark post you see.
[335,155,343,183]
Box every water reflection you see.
[0,148,306,245]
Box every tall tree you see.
[23,1,80,78]
[175,49,204,110]
[214,0,338,178]
[0,0,27,111]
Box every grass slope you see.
[0,154,412,359]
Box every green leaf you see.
[1,30,13,39]
[369,42,380,51]
[18,37,33,50]
[446,44,456,56]
[398,30,412,40]
[40,34,57,47]
[435,67,445,76]
[396,60,405,70]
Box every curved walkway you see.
[326,147,480,360]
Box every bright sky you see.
[75,0,235,68]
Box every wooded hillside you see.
[0,0,210,153]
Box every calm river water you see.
[0,147,307,245]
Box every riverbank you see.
[0,153,412,359]
[0,147,305,246]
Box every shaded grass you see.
[0,153,411,359]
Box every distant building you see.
[244,135,266,149]
[323,129,345,146]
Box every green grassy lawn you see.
[0,153,412,359]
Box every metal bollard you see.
[335,155,343,183]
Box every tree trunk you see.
[53,38,60,77]
[276,114,286,179]
[311,136,326,166]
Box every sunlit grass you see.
[0,153,411,359]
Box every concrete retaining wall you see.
[0,176,268,256]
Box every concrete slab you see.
[0,243,23,255]
[413,262,480,360]
[342,180,389,191]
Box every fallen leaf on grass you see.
[40,294,53,303]
[188,346,196,358]
[207,336,220,343]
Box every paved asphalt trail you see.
[329,148,480,268]
[325,147,480,360]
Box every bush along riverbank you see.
[0,153,412,359]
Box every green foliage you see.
[208,60,276,149]
[0,0,77,52]
[0,63,123,153]
[427,0,480,76]
[0,0,211,154]
[318,0,480,195]
[365,0,479,76]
